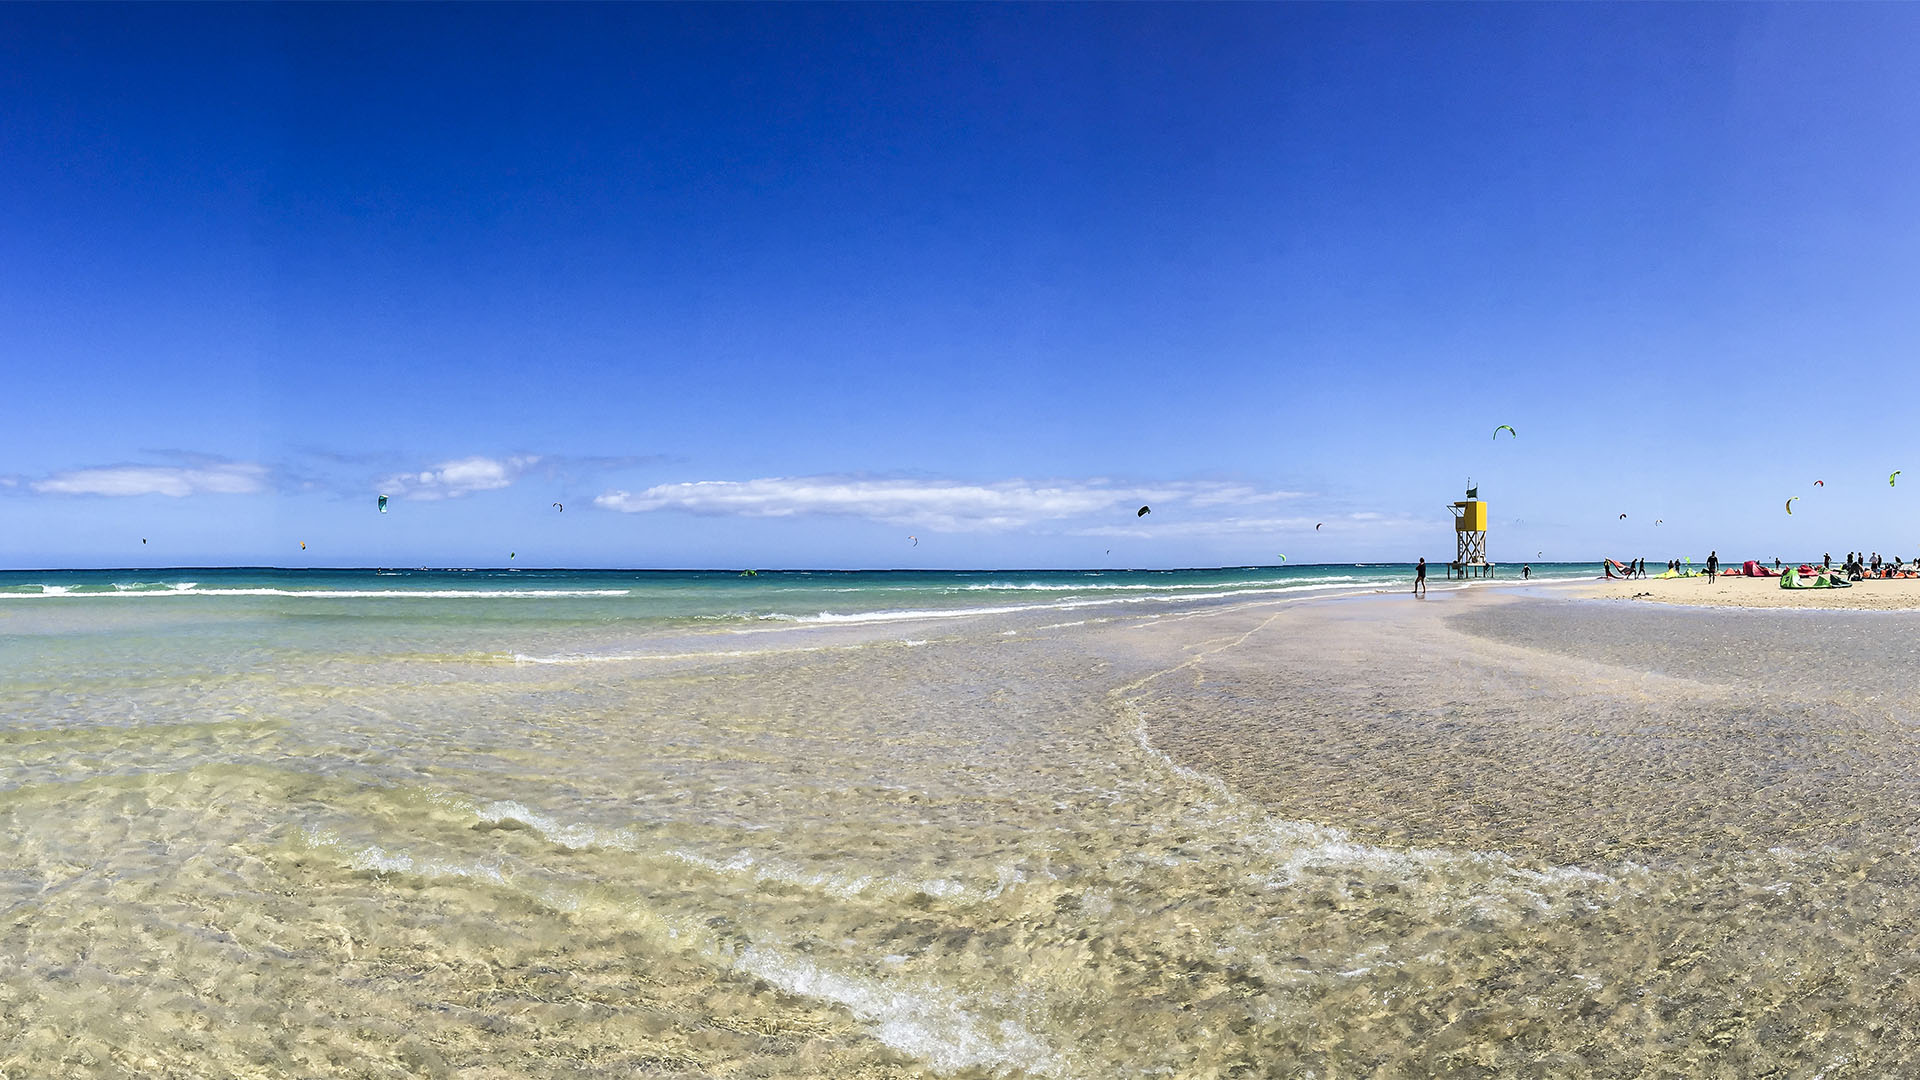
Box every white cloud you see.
[381,455,539,500]
[594,476,1305,532]
[33,463,268,497]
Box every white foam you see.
[746,581,1375,628]
[0,587,630,600]
[475,800,641,852]
[507,643,843,665]
[668,849,879,900]
[300,826,514,887]
[734,945,1070,1077]
[954,576,1359,592]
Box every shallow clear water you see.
[5,571,1904,1076]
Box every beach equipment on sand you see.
[1785,497,1798,515]
[1493,425,1516,440]
[1137,506,1151,517]
[378,494,388,514]
[1780,567,1850,589]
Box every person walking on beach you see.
[1706,550,1719,582]
[1414,557,1427,598]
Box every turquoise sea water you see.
[0,562,1598,620]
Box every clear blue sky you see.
[6,4,1920,569]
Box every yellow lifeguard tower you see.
[1447,486,1491,579]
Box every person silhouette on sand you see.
[1414,557,1427,598]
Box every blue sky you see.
[6,4,1920,569]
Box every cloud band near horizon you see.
[594,476,1310,532]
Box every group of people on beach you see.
[1599,549,1920,584]
[1607,551,1723,580]
[1606,553,1719,578]
[1832,551,1920,580]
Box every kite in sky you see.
[1785,497,1798,515]
[1136,506,1151,517]
[1493,425,1515,439]
[378,494,388,513]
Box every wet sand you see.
[10,583,1920,1075]
[1569,571,1920,610]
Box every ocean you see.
[20,562,1898,1077]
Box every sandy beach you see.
[12,573,1920,1075]
[1569,571,1920,610]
